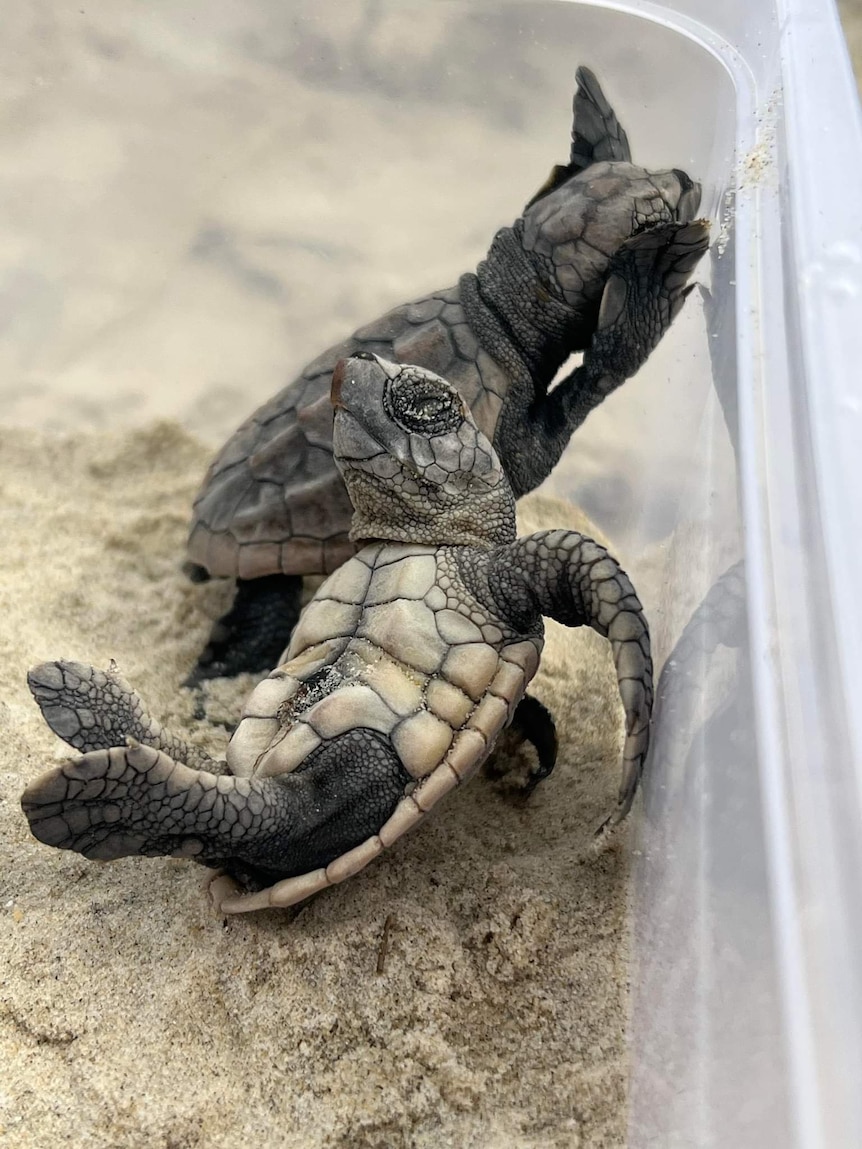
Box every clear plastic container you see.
[560,3,862,1147]
[4,3,861,1145]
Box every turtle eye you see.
[386,376,463,436]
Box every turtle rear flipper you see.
[524,66,632,209]
[22,731,410,878]
[185,573,304,686]
[28,660,221,773]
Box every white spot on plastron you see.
[434,609,483,645]
[325,836,383,884]
[441,643,499,700]
[316,557,374,606]
[445,729,488,781]
[268,868,330,909]
[226,716,280,777]
[414,764,459,812]
[241,674,300,719]
[358,656,425,717]
[467,695,509,743]
[378,796,425,848]
[287,599,361,657]
[425,677,474,728]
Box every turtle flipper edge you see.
[28,660,221,772]
[570,65,632,170]
[21,744,266,863]
[523,66,632,209]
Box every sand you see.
[840,0,862,77]
[0,422,633,1148]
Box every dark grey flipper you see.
[21,728,411,879]
[485,693,558,795]
[570,65,632,171]
[524,66,632,209]
[186,573,303,685]
[483,530,653,826]
[494,219,709,498]
[28,660,223,773]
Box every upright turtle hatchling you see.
[22,351,667,913]
[184,66,704,683]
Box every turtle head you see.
[653,166,701,225]
[331,354,516,548]
[520,161,702,308]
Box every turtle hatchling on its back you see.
[23,354,657,913]
[183,66,705,684]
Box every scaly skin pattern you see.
[186,67,702,583]
[27,660,222,773]
[22,357,654,914]
[184,218,707,683]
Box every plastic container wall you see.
[560,2,862,1147]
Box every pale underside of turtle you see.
[183,65,704,683]
[22,356,655,914]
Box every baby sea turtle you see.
[184,66,704,683]
[22,353,662,914]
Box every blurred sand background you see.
[0,3,859,1148]
[841,0,862,73]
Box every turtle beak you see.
[332,352,381,409]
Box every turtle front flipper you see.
[487,530,653,828]
[28,660,222,773]
[494,218,709,499]
[570,65,632,172]
[185,573,304,686]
